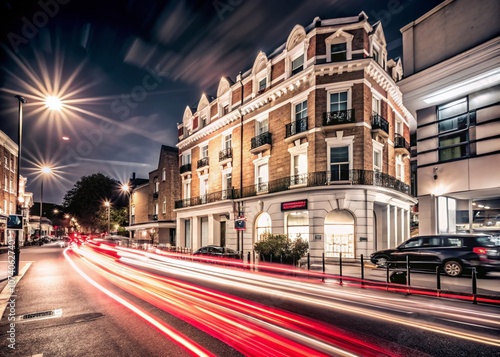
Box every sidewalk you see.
[0,261,32,321]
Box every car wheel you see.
[443,260,463,277]
[373,255,390,268]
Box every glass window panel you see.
[437,98,467,120]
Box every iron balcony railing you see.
[371,113,389,134]
[197,157,209,169]
[219,148,233,161]
[152,192,159,199]
[323,109,355,126]
[394,134,410,152]
[175,188,238,209]
[285,117,308,138]
[179,163,191,174]
[174,169,410,208]
[251,131,272,150]
[148,214,158,221]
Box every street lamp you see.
[104,201,110,236]
[13,95,26,276]
[39,166,52,245]
[121,183,132,239]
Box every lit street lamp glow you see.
[45,95,63,111]
[39,166,53,243]
[104,200,111,235]
[121,183,132,239]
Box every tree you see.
[63,173,125,232]
[254,233,309,265]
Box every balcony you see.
[394,133,410,157]
[175,170,410,209]
[179,163,192,174]
[371,113,389,138]
[285,117,308,141]
[148,214,158,221]
[219,148,233,162]
[152,192,159,199]
[322,109,355,131]
[175,188,238,209]
[197,157,209,169]
[250,131,272,154]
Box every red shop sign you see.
[281,199,308,211]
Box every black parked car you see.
[370,234,500,277]
[193,245,240,259]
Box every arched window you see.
[255,212,271,241]
[324,210,355,258]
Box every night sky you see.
[0,0,443,204]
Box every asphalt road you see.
[0,243,499,356]
[0,244,240,357]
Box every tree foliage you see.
[63,173,125,232]
[254,233,309,264]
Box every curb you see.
[0,262,32,320]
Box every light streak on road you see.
[69,242,500,355]
[63,248,216,357]
[72,244,402,356]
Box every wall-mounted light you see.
[433,166,438,180]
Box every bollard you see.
[472,268,477,305]
[270,253,273,263]
[386,263,390,285]
[360,254,365,283]
[436,266,441,295]
[280,254,283,264]
[406,256,411,287]
[339,252,343,285]
[307,253,310,270]
[247,251,251,269]
[322,252,325,274]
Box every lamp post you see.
[13,95,26,276]
[104,201,110,236]
[121,183,132,239]
[39,166,52,245]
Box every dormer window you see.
[258,78,267,93]
[373,46,380,64]
[201,116,207,128]
[223,104,229,115]
[291,54,304,76]
[331,43,347,62]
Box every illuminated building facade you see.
[399,0,500,235]
[175,13,416,259]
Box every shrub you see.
[254,233,309,265]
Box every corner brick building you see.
[175,12,416,259]
[128,145,179,245]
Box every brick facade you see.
[175,13,416,257]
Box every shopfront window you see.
[286,211,309,241]
[324,210,354,258]
[255,213,271,241]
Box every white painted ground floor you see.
[175,185,417,260]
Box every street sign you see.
[7,214,23,229]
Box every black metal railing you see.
[285,117,308,138]
[175,170,410,208]
[148,214,158,221]
[197,157,209,169]
[251,131,272,150]
[219,148,233,161]
[371,113,389,133]
[179,163,191,174]
[152,192,159,199]
[394,134,410,151]
[175,188,238,209]
[323,109,355,126]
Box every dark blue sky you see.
[0,0,443,204]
